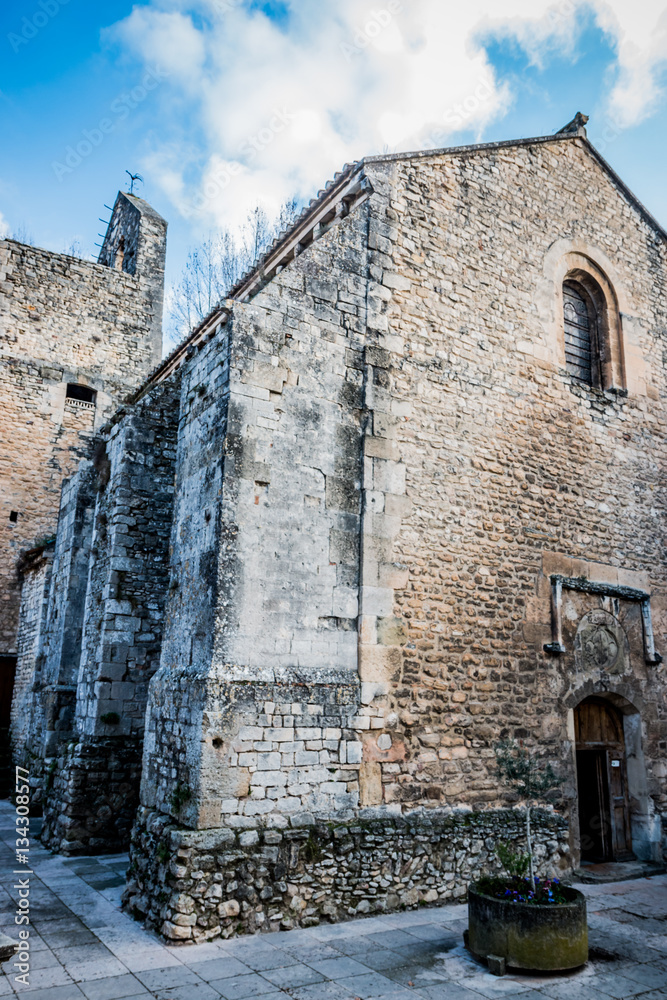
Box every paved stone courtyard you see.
[0,805,664,1000]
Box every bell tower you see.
[98,191,167,366]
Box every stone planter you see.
[467,883,588,973]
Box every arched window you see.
[563,280,598,386]
[542,248,626,393]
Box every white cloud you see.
[113,8,206,87]
[482,1,667,127]
[107,0,667,232]
[592,1,667,126]
[0,210,9,239]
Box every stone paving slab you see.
[0,806,665,999]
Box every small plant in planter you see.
[494,738,563,894]
[477,839,568,906]
[466,739,588,974]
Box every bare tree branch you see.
[164,199,300,351]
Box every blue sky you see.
[1,0,666,344]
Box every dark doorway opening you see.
[575,697,633,862]
[0,656,17,798]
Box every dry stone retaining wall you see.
[124,807,569,942]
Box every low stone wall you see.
[41,737,142,854]
[124,806,570,943]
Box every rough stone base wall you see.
[124,807,569,942]
[41,737,141,854]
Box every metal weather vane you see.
[125,171,144,195]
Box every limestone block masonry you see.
[10,548,53,760]
[38,373,181,854]
[21,462,98,771]
[41,737,143,855]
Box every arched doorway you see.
[575,697,633,862]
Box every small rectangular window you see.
[66,384,96,403]
[9,511,18,523]
[65,384,97,410]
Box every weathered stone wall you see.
[0,349,96,657]
[139,196,375,833]
[143,679,363,833]
[40,737,142,855]
[0,193,166,656]
[39,372,180,853]
[9,549,53,761]
[125,807,569,942]
[97,192,167,351]
[16,131,664,925]
[16,463,98,785]
[350,139,667,862]
[75,374,180,738]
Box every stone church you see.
[3,117,666,942]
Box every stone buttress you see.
[37,374,180,853]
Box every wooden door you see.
[606,750,633,860]
[574,696,633,862]
[574,697,624,746]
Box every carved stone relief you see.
[574,610,629,677]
